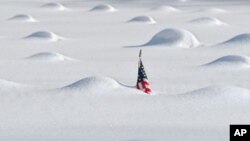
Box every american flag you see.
[136,50,152,94]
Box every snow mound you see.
[26,52,74,62]
[219,33,250,46]
[198,8,227,13]
[41,2,67,11]
[89,4,117,12]
[128,16,156,24]
[182,86,250,101]
[62,76,120,92]
[24,31,62,41]
[142,28,200,48]
[0,79,22,88]
[189,17,226,26]
[151,5,181,13]
[204,55,250,68]
[8,14,37,23]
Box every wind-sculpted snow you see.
[0,79,34,93]
[0,79,22,88]
[61,76,120,92]
[132,28,200,48]
[25,52,74,62]
[197,8,228,13]
[8,14,38,23]
[203,55,250,68]
[41,2,67,11]
[180,86,250,102]
[24,31,63,41]
[89,4,117,12]
[1,0,250,140]
[150,5,181,13]
[127,16,156,24]
[219,33,250,46]
[189,17,226,26]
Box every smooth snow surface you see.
[89,4,117,12]
[8,14,38,23]
[24,31,62,41]
[1,0,250,141]
[197,7,228,13]
[26,52,74,62]
[128,16,156,24]
[219,33,250,46]
[189,17,226,26]
[41,2,67,11]
[61,76,120,92]
[137,28,200,48]
[150,5,181,12]
[203,55,250,68]
[182,85,250,102]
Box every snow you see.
[25,52,74,62]
[203,55,250,69]
[41,2,68,11]
[61,76,120,92]
[127,16,156,24]
[196,8,228,13]
[219,33,250,46]
[24,31,63,41]
[8,14,38,23]
[89,4,117,12]
[132,28,200,48]
[0,0,250,141]
[150,5,181,13]
[188,17,226,26]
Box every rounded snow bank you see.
[197,8,227,13]
[143,28,200,48]
[219,33,250,46]
[62,76,120,92]
[0,79,22,88]
[41,2,67,11]
[189,17,226,26]
[8,14,37,23]
[24,31,63,41]
[204,55,250,68]
[26,52,74,62]
[128,16,156,24]
[151,5,181,13]
[89,4,117,12]
[182,86,250,102]
[0,79,31,92]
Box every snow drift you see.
[197,8,228,13]
[41,2,67,11]
[0,79,22,88]
[89,4,117,12]
[25,52,74,62]
[24,31,63,41]
[189,17,226,26]
[150,5,181,13]
[181,86,250,102]
[8,14,37,23]
[136,28,200,48]
[0,79,31,93]
[219,33,250,46]
[61,76,120,92]
[127,16,156,24]
[203,55,250,68]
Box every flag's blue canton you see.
[137,59,148,83]
[136,58,152,94]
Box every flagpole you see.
[138,50,142,68]
[139,49,142,58]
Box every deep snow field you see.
[0,0,250,141]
